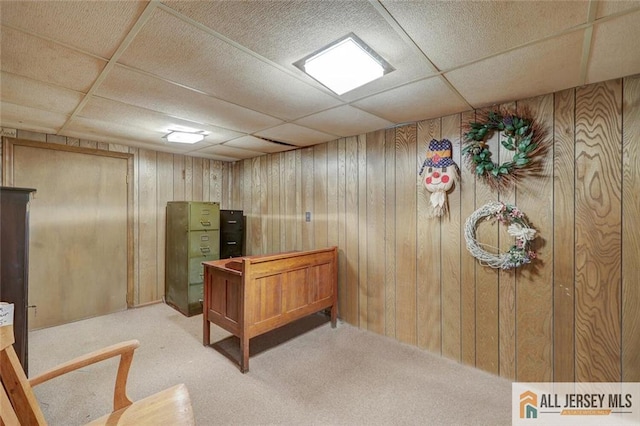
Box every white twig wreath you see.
[464,201,538,270]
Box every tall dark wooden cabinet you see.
[220,210,245,259]
[165,201,220,316]
[0,186,36,374]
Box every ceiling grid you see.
[1,0,639,161]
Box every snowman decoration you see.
[419,138,459,218]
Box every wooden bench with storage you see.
[202,247,338,373]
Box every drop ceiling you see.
[1,0,639,162]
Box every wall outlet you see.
[305,212,311,222]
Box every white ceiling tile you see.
[96,66,283,133]
[0,72,83,115]
[184,151,240,162]
[0,102,68,134]
[117,8,341,120]
[445,30,585,108]
[194,144,265,160]
[353,77,470,123]
[62,116,222,154]
[596,1,640,19]
[62,116,171,147]
[78,96,242,144]
[0,26,106,92]
[380,0,589,71]
[161,0,435,100]
[587,10,640,84]
[0,1,149,58]
[223,136,295,153]
[294,106,394,137]
[255,123,339,147]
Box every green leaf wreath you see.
[462,110,544,191]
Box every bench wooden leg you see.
[240,336,249,373]
[203,315,210,346]
[330,304,337,328]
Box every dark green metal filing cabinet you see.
[165,201,220,316]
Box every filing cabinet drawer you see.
[221,230,242,244]
[188,282,203,305]
[220,209,244,233]
[189,230,220,258]
[221,245,243,259]
[188,255,215,284]
[186,282,204,316]
[189,202,220,230]
[220,231,243,258]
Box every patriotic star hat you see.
[426,139,454,168]
[420,139,455,175]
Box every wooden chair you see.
[0,304,194,425]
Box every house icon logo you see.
[520,390,538,419]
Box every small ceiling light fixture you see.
[294,33,394,95]
[165,130,206,144]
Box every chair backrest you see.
[1,304,47,425]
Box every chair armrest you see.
[29,339,140,411]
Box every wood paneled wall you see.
[1,74,638,382]
[0,133,225,308]
[220,75,639,382]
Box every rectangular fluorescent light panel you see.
[165,131,205,144]
[295,33,394,95]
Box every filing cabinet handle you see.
[200,247,211,253]
[201,221,211,227]
[228,220,237,224]
[227,241,237,245]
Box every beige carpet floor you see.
[29,302,512,425]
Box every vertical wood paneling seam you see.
[358,139,363,328]
[512,102,518,379]
[437,118,443,354]
[499,101,509,376]
[550,95,555,381]
[414,124,421,347]
[464,110,479,368]
[382,135,386,333]
[384,128,397,338]
[440,196,444,354]
[155,154,161,298]
[458,117,463,359]
[394,132,398,339]
[394,136,397,339]
[573,87,577,380]
[468,110,476,365]
[513,167,516,378]
[458,113,464,361]
[616,80,623,381]
[473,179,477,367]
[416,131,421,344]
[133,150,140,305]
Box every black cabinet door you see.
[219,210,244,258]
[0,187,36,374]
